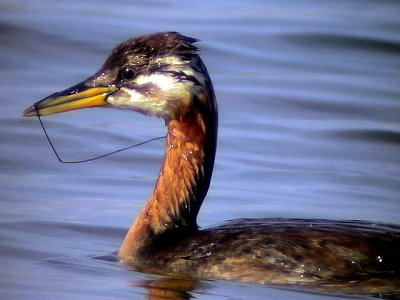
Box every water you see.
[1,0,399,299]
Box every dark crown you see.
[103,32,199,70]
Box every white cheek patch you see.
[116,87,167,117]
[136,74,176,91]
[108,72,193,119]
[108,88,145,108]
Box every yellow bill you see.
[22,86,117,117]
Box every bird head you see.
[22,32,216,123]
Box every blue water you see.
[1,0,399,299]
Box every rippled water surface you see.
[1,1,399,299]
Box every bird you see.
[23,32,400,297]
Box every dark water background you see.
[1,0,399,299]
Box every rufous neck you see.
[119,109,217,260]
[147,111,216,232]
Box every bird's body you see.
[23,32,400,297]
[133,219,400,294]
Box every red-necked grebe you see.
[22,32,400,296]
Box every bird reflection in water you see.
[135,277,197,300]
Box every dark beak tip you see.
[22,105,37,117]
